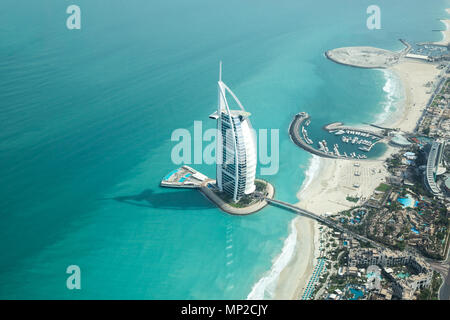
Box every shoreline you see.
[433,8,450,46]
[270,156,321,300]
[271,40,443,301]
[250,6,447,300]
[389,60,442,132]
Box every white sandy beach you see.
[433,8,450,46]
[273,27,445,300]
[390,60,442,132]
[272,217,319,299]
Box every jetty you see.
[324,122,384,139]
[363,122,398,132]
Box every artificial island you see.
[161,63,274,215]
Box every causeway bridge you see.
[261,196,383,249]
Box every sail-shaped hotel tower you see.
[209,62,257,202]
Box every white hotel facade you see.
[210,63,257,202]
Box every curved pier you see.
[289,112,338,159]
[324,122,384,139]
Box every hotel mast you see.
[210,62,257,202]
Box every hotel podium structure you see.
[210,63,257,202]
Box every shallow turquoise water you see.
[0,0,447,299]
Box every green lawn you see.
[375,183,391,193]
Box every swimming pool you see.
[178,173,192,183]
[163,169,179,181]
[397,194,418,208]
[397,272,410,279]
[366,272,381,280]
[349,288,364,300]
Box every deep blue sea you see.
[0,0,448,299]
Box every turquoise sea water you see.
[0,0,448,299]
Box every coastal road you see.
[440,267,450,300]
[416,68,447,131]
[428,255,450,300]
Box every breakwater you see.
[289,112,338,159]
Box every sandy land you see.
[272,217,319,299]
[272,155,392,300]
[389,60,442,132]
[433,9,450,46]
[273,47,444,300]
[297,158,391,214]
[326,46,400,68]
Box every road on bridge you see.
[262,197,383,249]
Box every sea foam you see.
[375,69,404,126]
[298,155,321,196]
[247,155,320,300]
[247,219,298,300]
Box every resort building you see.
[391,273,432,300]
[444,175,450,193]
[348,248,430,270]
[348,248,433,299]
[210,63,257,202]
[424,140,445,196]
[366,265,382,291]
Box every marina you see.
[289,112,384,160]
